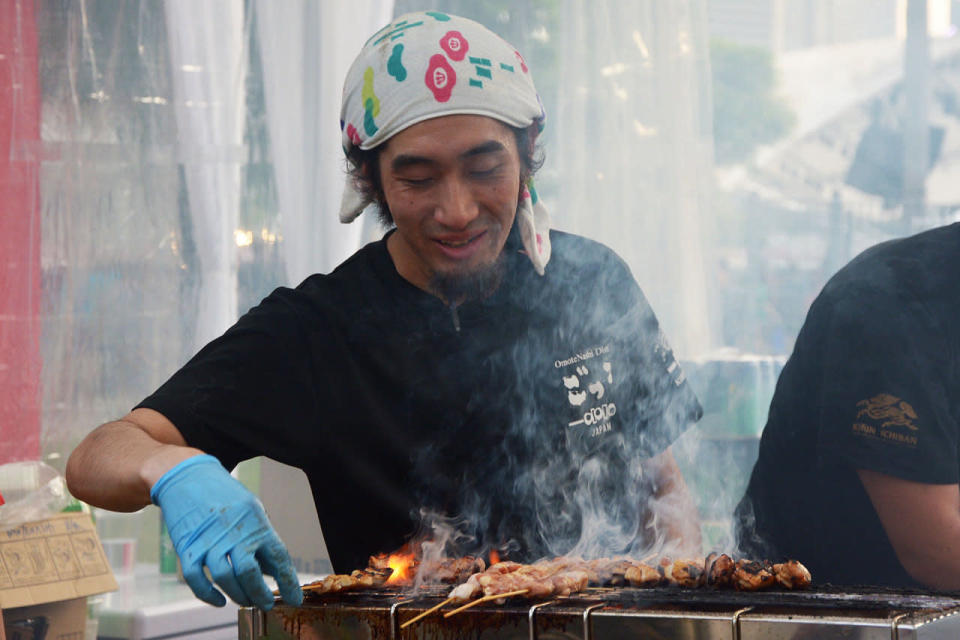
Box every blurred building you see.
[709,0,899,51]
[712,6,960,358]
[738,36,960,240]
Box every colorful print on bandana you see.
[345,123,362,146]
[369,19,425,46]
[362,68,380,135]
[425,54,456,102]
[388,44,407,81]
[468,56,492,88]
[527,181,540,205]
[514,50,529,73]
[440,31,468,61]
[368,12,449,47]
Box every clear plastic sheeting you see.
[2,0,959,562]
[35,0,194,466]
[4,0,393,468]
[553,0,716,357]
[0,460,71,525]
[255,1,393,283]
[164,0,246,351]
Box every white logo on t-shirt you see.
[555,345,617,436]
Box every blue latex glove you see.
[150,454,303,610]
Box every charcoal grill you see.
[238,584,960,639]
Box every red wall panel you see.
[0,0,42,463]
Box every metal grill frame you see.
[239,586,960,640]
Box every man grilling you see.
[736,223,960,589]
[66,12,702,610]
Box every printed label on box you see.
[0,516,108,587]
[0,513,116,608]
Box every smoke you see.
[677,353,789,560]
[399,236,737,564]
[396,233,778,566]
[411,510,475,590]
[564,456,644,558]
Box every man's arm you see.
[646,446,702,556]
[65,408,202,512]
[66,409,302,609]
[858,469,960,590]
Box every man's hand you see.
[151,454,303,610]
[645,446,702,556]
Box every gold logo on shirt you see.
[856,394,918,430]
[851,393,918,447]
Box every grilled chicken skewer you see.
[704,552,736,588]
[449,560,591,603]
[624,562,663,587]
[772,560,812,589]
[661,557,705,588]
[301,553,812,601]
[301,567,392,594]
[733,559,777,591]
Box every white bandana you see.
[338,10,551,274]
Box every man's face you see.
[379,115,522,302]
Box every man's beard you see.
[428,252,507,305]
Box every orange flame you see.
[489,549,501,565]
[385,552,417,585]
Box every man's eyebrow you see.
[390,154,436,172]
[460,140,508,159]
[390,141,508,172]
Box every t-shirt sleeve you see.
[136,288,319,471]
[579,250,703,457]
[814,284,958,485]
[618,287,703,457]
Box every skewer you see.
[442,589,530,618]
[399,597,455,629]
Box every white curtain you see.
[554,0,715,357]
[255,0,394,285]
[164,0,247,349]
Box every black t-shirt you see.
[138,228,702,572]
[737,223,960,587]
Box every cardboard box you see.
[3,598,85,640]
[1,513,117,640]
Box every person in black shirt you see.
[737,222,960,589]
[66,11,703,610]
